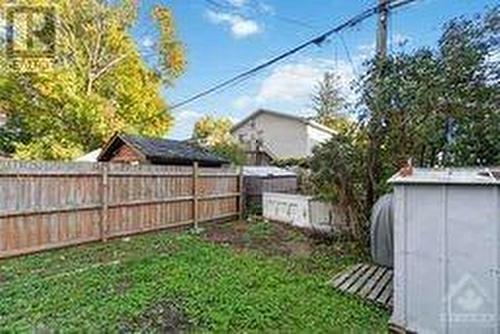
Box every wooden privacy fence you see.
[0,161,243,259]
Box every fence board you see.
[0,161,241,258]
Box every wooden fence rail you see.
[0,161,243,258]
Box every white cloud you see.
[227,0,248,7]
[172,109,203,139]
[176,109,201,123]
[255,58,356,105]
[257,62,320,103]
[206,10,262,39]
[232,95,253,110]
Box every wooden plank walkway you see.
[330,263,393,309]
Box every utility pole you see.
[376,0,389,59]
[366,0,390,216]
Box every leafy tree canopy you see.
[0,0,186,160]
[311,7,499,244]
[312,72,353,135]
[192,115,246,165]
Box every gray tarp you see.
[370,193,394,268]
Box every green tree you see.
[192,116,246,165]
[0,0,186,160]
[312,72,344,119]
[359,6,499,208]
[312,72,352,134]
[311,132,367,238]
[311,7,499,246]
[438,8,499,165]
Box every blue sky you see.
[132,0,497,139]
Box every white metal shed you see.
[389,168,500,333]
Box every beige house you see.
[231,109,335,164]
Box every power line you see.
[337,33,359,77]
[170,0,420,111]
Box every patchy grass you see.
[0,220,388,332]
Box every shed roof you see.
[231,109,337,135]
[389,168,500,185]
[98,133,229,166]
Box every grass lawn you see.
[0,219,389,332]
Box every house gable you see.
[232,111,308,159]
[231,109,334,159]
[110,143,146,163]
[97,135,147,164]
[232,109,336,136]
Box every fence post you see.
[100,163,109,241]
[238,166,244,221]
[193,161,199,230]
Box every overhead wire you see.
[170,0,420,111]
[338,33,359,78]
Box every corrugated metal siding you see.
[391,173,500,333]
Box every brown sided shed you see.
[98,133,229,167]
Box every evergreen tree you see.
[311,72,351,134]
[312,72,344,119]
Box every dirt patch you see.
[120,299,192,333]
[202,220,327,257]
[201,219,364,278]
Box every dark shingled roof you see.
[99,133,229,166]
